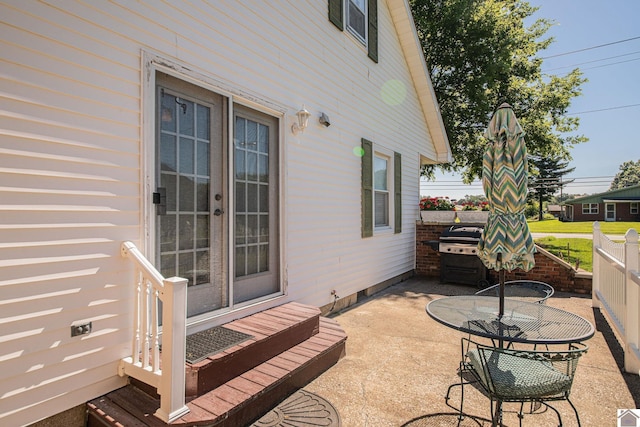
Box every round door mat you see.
[252,389,341,426]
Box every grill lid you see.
[439,225,484,242]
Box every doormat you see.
[252,389,341,426]
[185,326,253,364]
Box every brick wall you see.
[416,222,592,294]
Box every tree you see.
[410,0,587,183]
[610,160,640,190]
[528,156,574,220]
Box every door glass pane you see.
[160,134,176,171]
[178,214,194,250]
[196,215,209,249]
[194,250,210,285]
[161,174,176,211]
[179,137,194,174]
[179,176,194,212]
[196,178,209,212]
[178,99,194,136]
[197,141,209,176]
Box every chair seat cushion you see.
[467,348,572,399]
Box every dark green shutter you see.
[361,139,373,238]
[329,0,344,31]
[367,0,378,63]
[394,152,401,234]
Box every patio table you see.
[426,295,594,345]
[427,295,595,426]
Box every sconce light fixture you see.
[291,105,311,135]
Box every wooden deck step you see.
[87,310,347,427]
[185,302,321,398]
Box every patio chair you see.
[447,337,587,427]
[475,280,554,304]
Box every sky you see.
[420,0,640,200]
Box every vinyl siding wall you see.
[0,1,439,425]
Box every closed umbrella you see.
[477,103,536,317]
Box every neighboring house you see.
[563,184,640,222]
[0,1,450,425]
[546,204,564,219]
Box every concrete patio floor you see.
[303,277,640,426]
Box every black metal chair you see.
[446,337,588,426]
[475,280,554,304]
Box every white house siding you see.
[0,1,444,425]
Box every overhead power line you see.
[541,36,640,59]
[543,50,640,72]
[567,104,640,115]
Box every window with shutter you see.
[328,0,378,62]
[361,139,401,237]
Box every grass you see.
[527,219,639,272]
[534,236,593,272]
[527,218,638,235]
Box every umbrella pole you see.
[499,269,505,317]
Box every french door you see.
[154,72,280,318]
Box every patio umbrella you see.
[477,103,536,316]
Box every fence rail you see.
[592,222,640,374]
[118,241,189,422]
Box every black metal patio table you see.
[426,295,594,345]
[426,295,595,426]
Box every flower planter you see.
[456,211,489,223]
[420,211,457,223]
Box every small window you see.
[361,139,400,237]
[631,202,638,214]
[582,203,598,214]
[347,0,366,43]
[374,154,389,227]
[328,0,378,63]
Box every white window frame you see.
[582,203,598,214]
[631,202,638,214]
[346,0,367,45]
[373,147,394,232]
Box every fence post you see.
[624,228,640,374]
[592,221,601,308]
[155,276,189,422]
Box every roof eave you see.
[387,0,452,165]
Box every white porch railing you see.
[592,222,640,374]
[118,241,190,422]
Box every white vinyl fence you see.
[592,222,640,374]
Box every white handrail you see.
[592,222,640,374]
[119,241,190,422]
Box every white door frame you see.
[141,52,289,332]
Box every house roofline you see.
[387,0,452,164]
[563,184,640,204]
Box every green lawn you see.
[534,236,593,272]
[527,219,639,272]
[527,219,638,235]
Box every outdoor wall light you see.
[291,105,311,135]
[319,112,331,127]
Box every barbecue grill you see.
[439,226,488,287]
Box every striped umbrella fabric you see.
[477,103,536,273]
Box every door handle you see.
[214,208,224,216]
[153,188,166,215]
